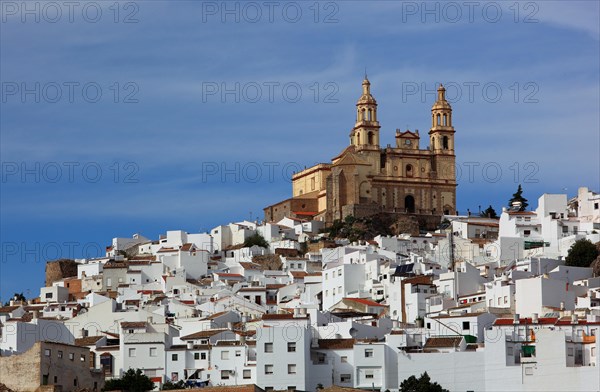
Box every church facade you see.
[264,77,457,226]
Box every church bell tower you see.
[350,76,381,150]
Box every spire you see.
[362,76,371,95]
[432,83,451,111]
[437,84,446,101]
[358,77,376,105]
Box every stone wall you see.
[0,342,104,392]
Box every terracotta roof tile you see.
[317,338,355,349]
[74,336,105,346]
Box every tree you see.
[102,368,155,392]
[565,239,599,267]
[400,372,449,392]
[480,205,498,219]
[4,292,26,306]
[508,184,528,211]
[243,233,269,248]
[161,380,186,390]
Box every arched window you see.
[443,136,449,149]
[405,195,415,213]
[367,109,372,121]
[437,114,441,125]
[356,132,361,144]
[443,114,447,126]
[362,109,366,121]
[367,132,374,145]
[406,164,413,177]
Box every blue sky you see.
[1,1,599,301]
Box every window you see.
[288,364,296,374]
[128,348,136,357]
[221,351,229,360]
[171,372,178,382]
[150,348,157,357]
[58,350,63,359]
[592,347,596,357]
[365,348,374,358]
[340,374,351,383]
[264,343,273,353]
[265,364,274,375]
[504,296,508,304]
[201,352,207,360]
[80,354,86,362]
[524,230,531,236]
[595,203,599,210]
[568,347,574,356]
[69,353,74,361]
[426,323,431,329]
[172,353,178,361]
[341,356,348,363]
[45,293,52,299]
[287,342,296,352]
[44,349,51,357]
[74,379,78,387]
[462,321,470,330]
[365,371,374,379]
[235,350,241,357]
[243,369,251,379]
[338,269,342,277]
[221,370,229,380]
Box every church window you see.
[406,164,413,177]
[443,136,449,150]
[437,114,441,125]
[443,114,448,125]
[368,132,374,145]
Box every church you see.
[264,77,457,228]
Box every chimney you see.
[32,310,39,320]
[240,334,246,345]
[560,302,565,310]
[571,314,578,324]
[187,341,193,349]
[227,322,234,330]
[513,314,520,324]
[532,313,538,324]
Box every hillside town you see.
[1,185,599,392]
